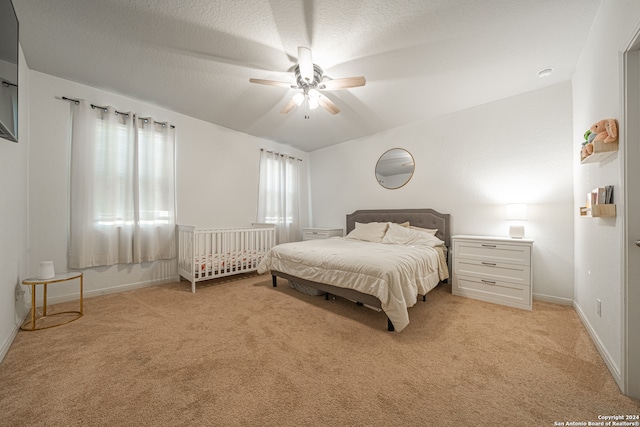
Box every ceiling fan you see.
[249,47,366,115]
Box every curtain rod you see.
[261,148,302,162]
[60,96,175,129]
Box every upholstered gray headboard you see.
[345,208,451,248]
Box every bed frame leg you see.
[387,318,395,332]
[272,275,277,287]
[423,295,426,302]
[191,281,196,293]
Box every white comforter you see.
[257,236,446,332]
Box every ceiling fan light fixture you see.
[250,47,366,116]
[308,97,319,110]
[292,93,305,106]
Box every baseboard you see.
[46,275,181,306]
[0,325,19,364]
[573,301,623,390]
[0,303,29,364]
[532,292,573,306]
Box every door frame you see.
[621,26,640,399]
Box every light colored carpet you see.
[1,273,638,426]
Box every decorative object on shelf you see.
[580,185,616,217]
[591,119,618,143]
[581,118,618,163]
[38,261,55,279]
[506,203,527,239]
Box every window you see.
[257,150,301,244]
[68,102,175,268]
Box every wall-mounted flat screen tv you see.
[0,0,18,143]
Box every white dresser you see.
[451,235,533,310]
[302,228,343,241]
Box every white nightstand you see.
[451,235,533,310]
[302,228,343,241]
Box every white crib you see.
[178,224,276,293]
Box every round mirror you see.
[375,148,415,189]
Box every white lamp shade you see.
[38,261,55,279]
[506,203,527,220]
[292,93,305,106]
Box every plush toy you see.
[590,119,618,144]
[581,130,595,158]
[581,146,589,158]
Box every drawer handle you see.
[481,244,497,248]
[481,279,496,285]
[481,261,496,266]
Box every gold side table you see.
[21,272,83,331]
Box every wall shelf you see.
[580,204,616,217]
[580,140,619,163]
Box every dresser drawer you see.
[302,228,343,240]
[454,240,531,265]
[454,258,531,286]
[453,275,531,310]
[303,231,331,240]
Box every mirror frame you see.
[375,148,415,190]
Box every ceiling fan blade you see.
[319,76,366,91]
[297,46,314,83]
[249,78,295,89]
[280,98,297,114]
[318,95,340,115]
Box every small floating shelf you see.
[581,140,619,163]
[580,204,616,218]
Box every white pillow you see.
[409,225,438,236]
[383,222,444,247]
[345,222,389,243]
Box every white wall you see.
[310,82,575,303]
[27,70,309,303]
[572,0,640,394]
[0,46,29,361]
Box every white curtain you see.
[68,101,175,268]
[134,117,176,262]
[257,150,301,244]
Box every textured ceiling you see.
[12,0,600,152]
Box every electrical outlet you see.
[597,299,602,317]
[15,285,24,301]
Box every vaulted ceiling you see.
[12,0,600,152]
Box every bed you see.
[178,224,276,293]
[257,209,451,332]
